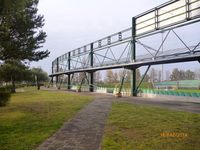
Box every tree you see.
[179,70,185,80]
[0,0,49,61]
[113,71,119,83]
[0,60,31,92]
[118,69,140,83]
[79,72,87,83]
[105,70,116,83]
[170,68,180,81]
[165,70,171,81]
[195,69,200,80]
[136,69,141,82]
[149,68,157,82]
[31,67,49,90]
[170,68,195,81]
[158,70,162,82]
[185,70,195,80]
[94,71,102,83]
[143,74,150,82]
[0,0,26,15]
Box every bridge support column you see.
[67,52,71,90]
[67,74,71,90]
[56,75,58,87]
[131,69,137,96]
[89,72,94,92]
[51,62,54,87]
[51,77,53,87]
[131,17,137,96]
[56,57,59,88]
[89,43,94,92]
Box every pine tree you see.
[0,0,49,61]
[0,0,26,15]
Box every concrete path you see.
[37,95,113,150]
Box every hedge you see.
[0,86,11,106]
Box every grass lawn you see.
[0,87,92,150]
[102,102,200,150]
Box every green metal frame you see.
[135,65,151,94]
[131,17,137,96]
[56,57,59,87]
[89,43,94,92]
[118,75,125,94]
[50,0,200,97]
[77,72,89,91]
[67,52,71,89]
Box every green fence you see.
[154,80,200,89]
[141,89,200,98]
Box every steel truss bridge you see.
[50,0,200,96]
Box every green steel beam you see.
[56,57,59,86]
[89,43,94,92]
[89,73,94,92]
[131,17,137,96]
[78,77,85,91]
[90,43,93,67]
[135,65,151,93]
[67,74,71,90]
[68,52,71,70]
[50,54,200,77]
[118,75,125,94]
[67,52,71,89]
[51,62,54,86]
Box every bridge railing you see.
[51,0,200,76]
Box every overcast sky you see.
[32,0,200,75]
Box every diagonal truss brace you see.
[117,69,128,95]
[77,72,90,91]
[135,65,151,94]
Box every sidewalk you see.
[37,95,113,150]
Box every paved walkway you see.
[37,95,113,150]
